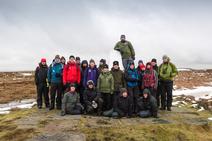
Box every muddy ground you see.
[0,70,212,141]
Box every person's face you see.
[70,86,76,92]
[130,64,134,69]
[103,68,109,72]
[88,84,94,89]
[113,65,119,70]
[55,58,60,63]
[146,65,151,70]
[120,37,126,42]
[41,62,46,65]
[143,93,148,98]
[151,62,156,66]
[83,63,87,67]
[122,92,128,97]
[69,58,75,63]
[61,59,66,64]
[76,60,80,64]
[90,62,95,68]
[100,62,103,65]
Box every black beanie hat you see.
[76,57,80,61]
[103,64,109,69]
[113,61,119,66]
[151,58,157,63]
[69,55,75,59]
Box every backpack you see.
[143,70,155,88]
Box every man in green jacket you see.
[111,61,126,98]
[159,55,178,111]
[114,35,135,70]
[97,64,114,111]
[61,83,84,116]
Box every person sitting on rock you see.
[103,88,133,118]
[136,89,158,118]
[83,80,103,115]
[61,83,84,116]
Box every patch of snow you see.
[173,86,212,100]
[0,99,36,115]
[177,68,192,71]
[197,107,205,112]
[0,111,10,114]
[20,73,33,76]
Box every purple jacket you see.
[83,66,99,87]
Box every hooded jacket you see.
[159,61,178,81]
[142,64,158,89]
[136,89,158,117]
[125,66,139,88]
[83,65,99,87]
[61,91,81,113]
[97,71,114,94]
[48,62,63,84]
[80,60,88,85]
[114,41,135,59]
[63,61,81,85]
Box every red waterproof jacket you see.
[63,61,81,85]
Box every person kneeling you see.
[61,83,84,116]
[83,80,103,115]
[136,89,158,118]
[103,88,132,118]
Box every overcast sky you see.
[0,0,212,71]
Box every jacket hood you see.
[143,89,151,99]
[81,60,88,67]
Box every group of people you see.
[35,35,178,118]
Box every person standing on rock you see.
[114,35,135,70]
[35,58,50,109]
[159,55,178,111]
[141,62,158,98]
[48,55,63,110]
[63,55,81,92]
[83,59,99,88]
[98,59,106,74]
[97,64,114,111]
[110,61,126,99]
[61,83,84,116]
[125,62,140,113]
[136,89,158,118]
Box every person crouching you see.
[61,83,84,116]
[136,89,158,118]
[83,80,103,115]
[103,88,132,118]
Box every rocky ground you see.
[0,70,212,141]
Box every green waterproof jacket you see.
[159,62,178,81]
[114,41,135,59]
[61,91,81,113]
[111,68,126,92]
[97,71,114,94]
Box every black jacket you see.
[136,91,158,117]
[35,63,48,85]
[113,94,133,116]
[83,87,100,105]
